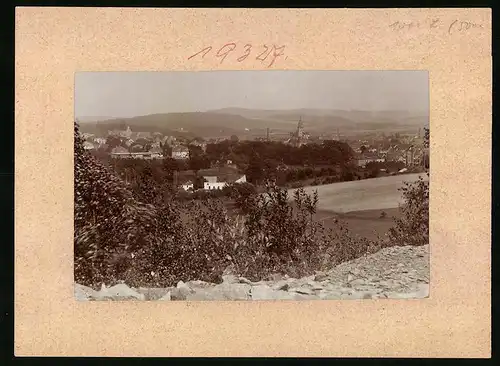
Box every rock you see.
[385,284,429,299]
[303,275,316,282]
[75,284,99,301]
[289,287,315,295]
[186,280,214,289]
[170,288,190,300]
[99,284,145,301]
[238,277,253,285]
[311,285,324,291]
[159,291,172,301]
[218,283,252,300]
[347,274,354,282]
[318,291,343,300]
[291,293,320,300]
[339,287,354,295]
[186,289,226,301]
[250,285,295,300]
[272,280,289,291]
[314,272,328,281]
[349,279,366,287]
[136,287,173,301]
[340,291,374,300]
[170,282,195,300]
[187,283,251,301]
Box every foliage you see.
[386,126,430,247]
[74,122,162,286]
[388,174,429,247]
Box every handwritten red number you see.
[188,46,212,60]
[267,45,286,68]
[237,44,252,62]
[256,45,272,62]
[216,43,237,64]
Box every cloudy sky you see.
[75,71,428,118]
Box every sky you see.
[75,71,429,119]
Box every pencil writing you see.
[188,43,288,68]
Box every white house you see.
[83,141,96,150]
[182,181,194,191]
[202,174,247,190]
[234,175,246,183]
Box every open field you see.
[288,173,427,213]
[314,207,401,241]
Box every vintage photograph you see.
[74,71,429,301]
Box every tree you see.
[105,135,121,151]
[245,152,265,185]
[188,145,210,173]
[193,175,207,190]
[230,135,239,142]
[388,175,429,246]
[360,145,367,154]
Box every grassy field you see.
[314,207,401,241]
[288,173,427,213]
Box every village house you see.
[180,167,247,192]
[200,168,247,190]
[200,174,246,191]
[83,141,96,150]
[81,133,95,141]
[109,145,162,160]
[356,153,385,168]
[148,146,163,159]
[124,139,135,147]
[172,145,189,160]
[93,137,107,145]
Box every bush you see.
[388,174,429,246]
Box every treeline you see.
[205,139,355,168]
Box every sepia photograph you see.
[74,70,429,301]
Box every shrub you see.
[388,174,429,246]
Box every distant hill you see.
[208,108,427,123]
[77,116,116,123]
[78,108,428,139]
